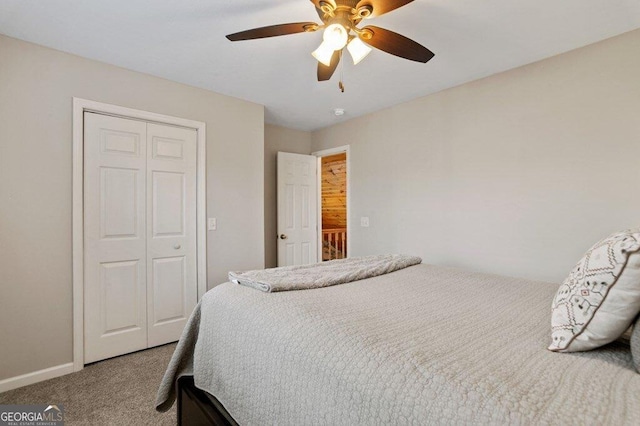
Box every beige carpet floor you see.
[0,343,177,425]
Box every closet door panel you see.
[146,123,198,347]
[84,113,148,363]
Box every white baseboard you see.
[0,363,74,393]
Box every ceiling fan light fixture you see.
[226,0,433,84]
[312,41,335,67]
[323,23,348,51]
[347,37,372,65]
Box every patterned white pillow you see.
[549,229,640,352]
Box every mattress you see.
[157,264,640,425]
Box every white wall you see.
[0,35,264,380]
[311,28,640,284]
[264,124,312,268]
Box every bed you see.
[156,263,640,425]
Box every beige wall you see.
[264,124,312,268]
[312,28,640,284]
[0,35,264,380]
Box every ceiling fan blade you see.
[357,0,414,18]
[360,26,434,63]
[317,50,341,81]
[226,22,318,41]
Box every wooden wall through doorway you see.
[321,153,347,260]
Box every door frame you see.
[72,98,207,372]
[311,145,350,263]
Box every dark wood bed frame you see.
[177,376,238,426]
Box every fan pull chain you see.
[338,50,345,93]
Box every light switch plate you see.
[360,217,370,227]
[208,218,217,231]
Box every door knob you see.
[174,244,181,249]
[279,234,288,240]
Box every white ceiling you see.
[1,1,639,131]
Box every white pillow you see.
[549,229,640,352]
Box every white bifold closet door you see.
[84,112,197,364]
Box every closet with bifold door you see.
[83,112,198,363]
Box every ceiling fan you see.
[226,0,434,83]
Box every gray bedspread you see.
[229,254,422,292]
[157,264,640,425]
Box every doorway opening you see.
[319,151,348,261]
[275,145,349,267]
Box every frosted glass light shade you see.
[323,23,348,51]
[312,41,335,66]
[347,37,372,65]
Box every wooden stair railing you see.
[322,228,347,261]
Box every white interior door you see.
[277,152,318,266]
[84,113,198,363]
[84,113,148,363]
[146,123,197,347]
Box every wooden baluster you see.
[333,232,337,260]
[322,232,326,261]
[330,233,333,260]
[343,231,346,258]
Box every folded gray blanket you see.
[228,254,422,292]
